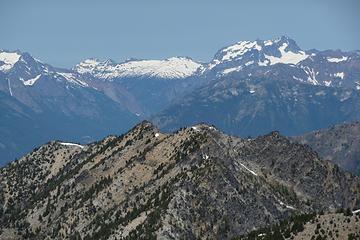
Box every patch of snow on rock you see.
[60,142,84,149]
[327,56,348,63]
[191,126,200,132]
[0,51,21,72]
[57,72,89,87]
[202,154,209,160]
[264,40,273,46]
[222,66,243,75]
[265,42,308,65]
[220,41,262,61]
[244,60,254,66]
[315,90,326,96]
[353,209,360,214]
[302,66,319,85]
[334,72,345,79]
[292,76,304,82]
[324,80,331,87]
[279,201,296,210]
[258,59,269,66]
[23,74,41,86]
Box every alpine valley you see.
[1,35,360,168]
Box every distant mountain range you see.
[293,122,360,175]
[0,122,359,239]
[1,36,360,165]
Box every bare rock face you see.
[0,122,359,239]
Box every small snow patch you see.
[7,79,12,96]
[57,72,89,87]
[245,60,254,66]
[222,66,242,75]
[302,66,319,85]
[155,133,160,138]
[334,72,345,79]
[59,142,84,149]
[353,209,360,214]
[264,40,273,46]
[324,80,331,87]
[239,162,257,176]
[315,90,326,96]
[292,76,304,82]
[202,154,209,160]
[279,201,296,210]
[191,126,200,132]
[258,59,269,66]
[23,74,41,86]
[234,160,257,176]
[327,56,348,63]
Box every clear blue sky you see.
[1,0,359,68]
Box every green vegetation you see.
[234,213,316,240]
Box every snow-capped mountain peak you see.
[0,50,92,91]
[219,40,263,62]
[208,36,309,73]
[0,50,22,72]
[74,57,203,80]
[73,58,110,75]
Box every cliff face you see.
[1,121,359,239]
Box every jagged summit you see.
[0,49,41,73]
[207,36,308,74]
[0,49,91,89]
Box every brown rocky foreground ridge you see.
[0,121,359,239]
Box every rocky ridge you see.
[0,122,359,239]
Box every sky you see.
[1,0,360,68]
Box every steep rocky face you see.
[293,122,360,175]
[0,122,359,239]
